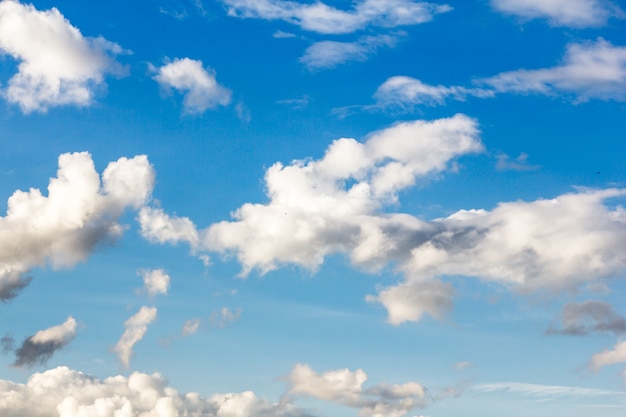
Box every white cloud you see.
[153,58,232,114]
[371,39,626,111]
[481,39,626,101]
[0,1,126,113]
[139,114,482,277]
[181,318,202,336]
[373,76,493,109]
[491,0,623,27]
[112,306,157,369]
[0,366,304,417]
[495,152,540,171]
[300,34,399,70]
[10,316,77,367]
[139,268,171,297]
[210,307,242,328]
[286,363,428,416]
[474,381,626,398]
[589,340,626,373]
[222,0,451,34]
[0,152,154,302]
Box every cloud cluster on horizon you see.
[0,363,438,417]
[0,152,154,302]
[0,1,127,113]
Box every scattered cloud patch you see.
[454,361,473,370]
[547,300,626,336]
[181,318,202,336]
[495,152,540,171]
[221,0,451,34]
[491,0,623,28]
[0,152,154,302]
[0,1,127,113]
[9,316,77,367]
[474,381,626,399]
[153,58,232,114]
[210,307,242,328]
[112,306,157,368]
[589,340,626,374]
[138,268,171,297]
[273,30,296,38]
[277,95,310,109]
[300,34,399,70]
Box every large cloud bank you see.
[0,152,155,302]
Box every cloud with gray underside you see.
[546,300,626,336]
[5,317,77,367]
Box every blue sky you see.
[1,0,626,416]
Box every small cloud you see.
[153,58,232,114]
[276,95,310,109]
[181,318,202,336]
[112,306,157,368]
[547,300,626,336]
[454,361,473,370]
[273,30,296,38]
[300,34,399,70]
[209,307,242,328]
[495,152,540,171]
[138,268,170,297]
[235,102,251,122]
[11,317,77,367]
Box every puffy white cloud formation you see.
[139,114,483,277]
[589,341,626,374]
[287,363,427,417]
[0,366,303,417]
[547,300,626,336]
[153,58,232,114]
[222,0,451,34]
[373,39,626,110]
[10,316,77,367]
[139,269,170,297]
[0,1,126,113]
[0,152,154,302]
[113,306,157,369]
[491,0,622,27]
[300,34,399,70]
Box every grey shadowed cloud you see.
[9,317,77,367]
[547,300,626,336]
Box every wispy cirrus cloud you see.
[368,39,626,112]
[300,34,400,70]
[221,0,451,34]
[0,1,127,113]
[491,0,623,28]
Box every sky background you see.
[1,0,626,416]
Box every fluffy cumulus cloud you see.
[5,316,77,367]
[139,114,483,277]
[139,269,170,297]
[153,58,232,114]
[221,0,451,34]
[0,1,126,113]
[547,300,626,336]
[287,363,428,417]
[0,152,154,302]
[372,39,626,110]
[112,306,157,368]
[490,0,623,27]
[300,34,399,70]
[0,366,304,417]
